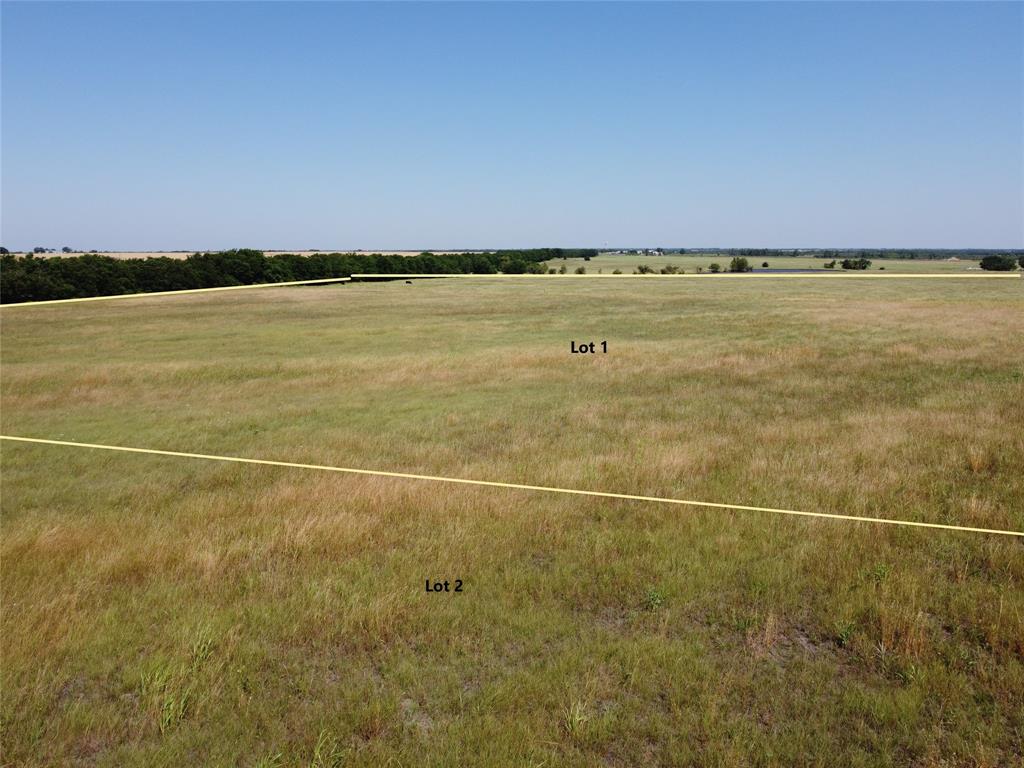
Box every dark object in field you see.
[979,255,1018,271]
[406,280,413,284]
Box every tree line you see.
[0,249,598,303]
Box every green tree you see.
[979,255,1017,271]
[728,257,752,273]
[708,263,721,273]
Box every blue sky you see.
[2,2,1021,250]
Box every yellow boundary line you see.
[353,273,1021,279]
[0,277,351,308]
[2,435,1020,537]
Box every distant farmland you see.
[544,253,988,274]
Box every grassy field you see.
[2,276,1022,766]
[547,253,990,274]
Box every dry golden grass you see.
[1,277,1022,766]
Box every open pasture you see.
[1,276,1022,766]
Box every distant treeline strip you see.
[686,248,1023,260]
[0,249,596,304]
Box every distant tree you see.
[558,264,567,274]
[708,263,722,273]
[62,246,73,254]
[499,257,528,274]
[583,255,591,261]
[761,261,769,268]
[0,247,8,255]
[635,264,656,274]
[33,247,46,254]
[979,255,1017,271]
[1019,255,1024,270]
[728,257,751,273]
[824,260,836,269]
[574,266,586,274]
[612,269,622,274]
[841,257,871,270]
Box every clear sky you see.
[1,1,1021,251]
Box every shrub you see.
[979,255,1017,271]
[728,257,752,273]
[841,257,871,270]
[761,261,769,268]
[635,264,655,274]
[574,266,586,274]
[659,264,680,274]
[708,263,721,273]
[612,269,622,275]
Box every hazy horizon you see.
[2,2,1022,251]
